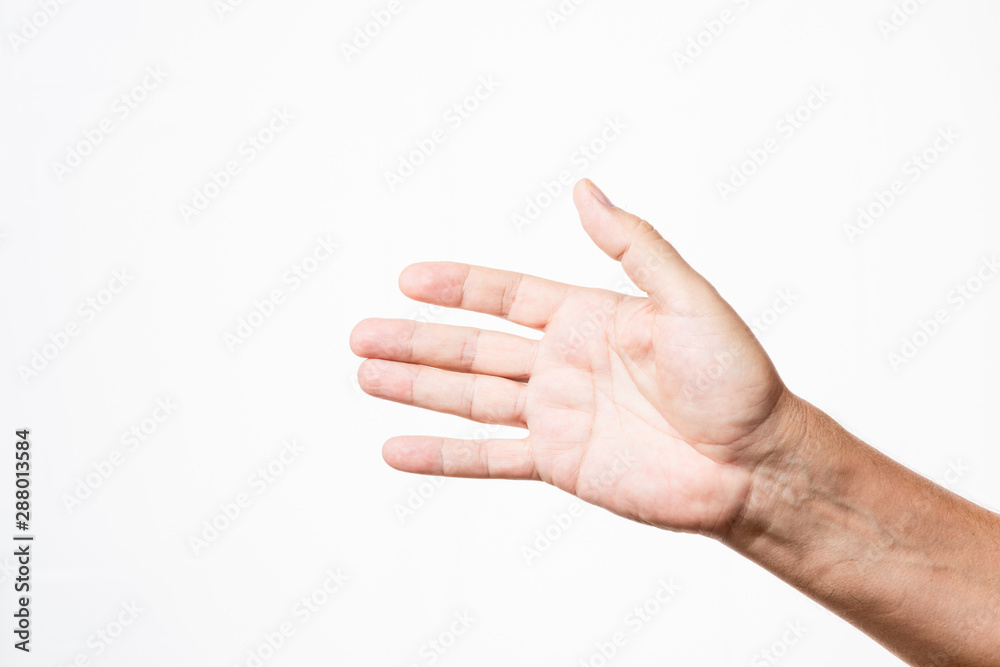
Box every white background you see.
[2,0,1000,665]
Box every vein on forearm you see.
[725,398,1000,665]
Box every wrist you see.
[718,391,958,610]
[718,391,851,553]
[717,392,1000,664]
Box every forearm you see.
[723,393,1000,666]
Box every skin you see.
[351,179,1000,666]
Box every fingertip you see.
[574,178,614,209]
[398,261,465,306]
[572,178,591,206]
[572,179,596,218]
[382,436,438,475]
[357,358,406,398]
[349,318,377,356]
[397,263,425,296]
[381,437,404,470]
[587,179,614,208]
[575,183,628,263]
[355,358,378,391]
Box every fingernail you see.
[587,180,613,208]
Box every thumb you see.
[572,179,713,314]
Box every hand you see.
[350,179,799,537]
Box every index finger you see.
[398,261,573,331]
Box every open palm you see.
[351,180,794,537]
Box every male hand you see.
[352,180,1000,665]
[351,179,798,537]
